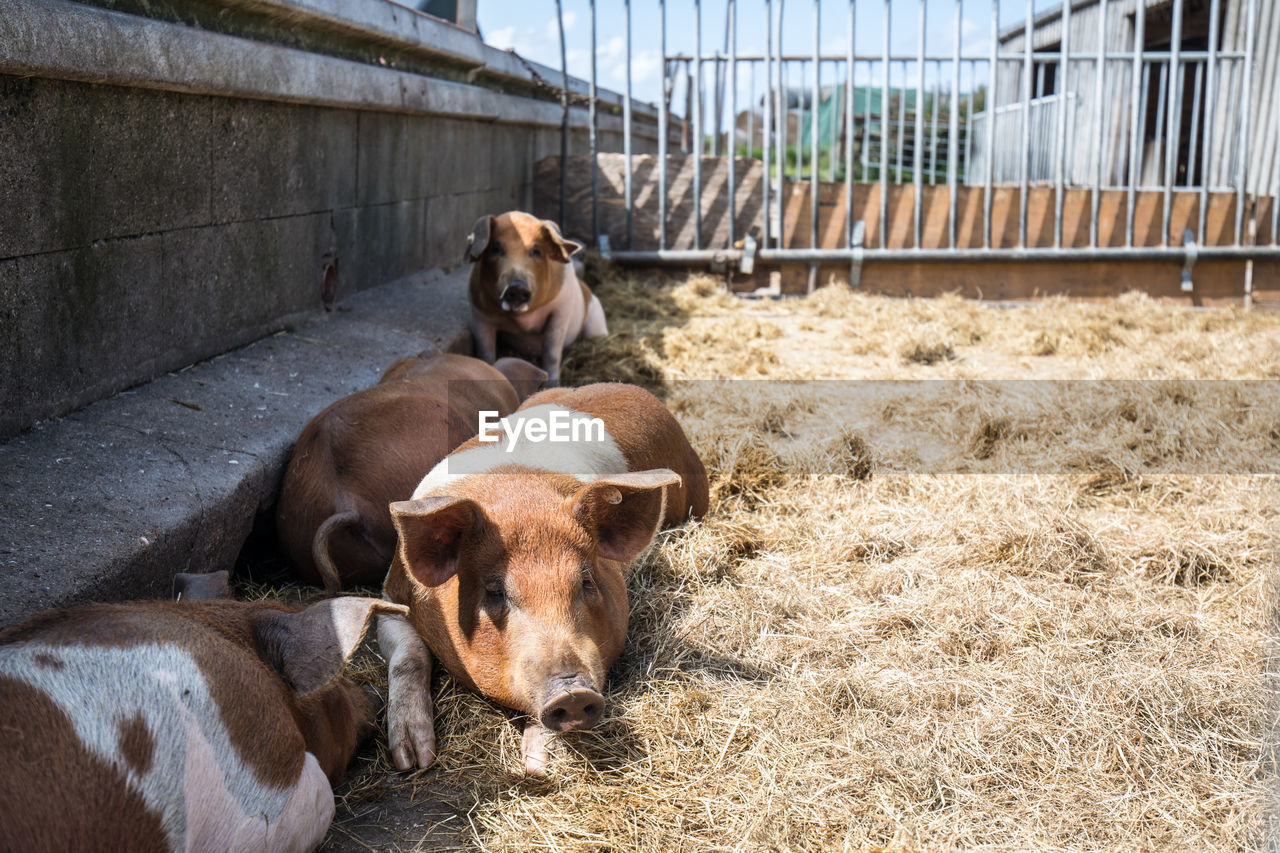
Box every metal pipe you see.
[811,0,821,262]
[881,0,890,247]
[763,0,772,249]
[985,0,998,249]
[1234,0,1257,246]
[589,0,599,243]
[666,50,1245,63]
[1187,60,1203,189]
[844,0,855,245]
[929,62,940,187]
[1161,0,1183,248]
[1125,3,1145,247]
[776,1,787,249]
[624,0,633,249]
[914,0,925,249]
[862,60,872,181]
[949,0,960,247]
[693,0,702,250]
[1199,0,1218,243]
[1019,0,1032,248]
[1054,0,1071,249]
[1273,55,1280,246]
[896,61,906,182]
[728,0,737,247]
[610,244,1280,265]
[659,0,668,250]
[1089,0,1107,247]
[555,0,568,231]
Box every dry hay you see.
[263,272,1280,850]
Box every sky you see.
[477,0,1060,112]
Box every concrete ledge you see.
[0,268,471,628]
[2,0,656,139]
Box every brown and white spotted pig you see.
[378,382,708,775]
[277,352,545,592]
[0,592,405,852]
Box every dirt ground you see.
[265,272,1279,851]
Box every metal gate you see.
[549,0,1280,292]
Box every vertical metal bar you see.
[948,0,960,248]
[913,0,925,248]
[555,0,568,230]
[589,0,599,243]
[1018,0,1032,248]
[658,0,667,250]
[1125,1,1144,247]
[827,63,837,183]
[763,0,773,249]
[929,63,940,186]
[881,0,891,247]
[1161,0,1183,247]
[1234,0,1257,246]
[964,62,973,186]
[862,61,872,180]
[1187,60,1203,188]
[1089,0,1107,247]
[984,0,998,248]
[797,62,805,179]
[1273,53,1280,245]
[1152,62,1167,195]
[728,0,737,247]
[1053,0,1070,248]
[624,0,633,249]
[776,0,787,248]
[1198,0,1219,243]
[844,0,855,245]
[811,0,821,256]
[693,0,702,250]
[896,62,906,182]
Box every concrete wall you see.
[0,0,661,441]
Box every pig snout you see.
[500,280,532,312]
[539,675,604,732]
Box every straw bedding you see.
[270,269,1280,850]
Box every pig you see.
[465,211,608,387]
[276,352,546,592]
[377,382,709,775]
[0,591,405,852]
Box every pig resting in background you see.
[379,382,709,775]
[0,584,403,852]
[277,352,545,592]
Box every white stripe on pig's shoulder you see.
[413,404,628,498]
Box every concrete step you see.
[0,268,471,628]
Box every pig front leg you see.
[469,311,499,364]
[377,612,437,770]
[522,720,557,777]
[540,311,571,388]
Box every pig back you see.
[520,383,709,524]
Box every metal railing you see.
[563,0,1280,283]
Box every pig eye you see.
[529,245,542,259]
[482,578,507,607]
[486,244,503,259]
[580,565,598,599]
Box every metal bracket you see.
[597,234,612,262]
[849,220,866,287]
[740,233,757,275]
[710,252,729,275]
[1181,229,1197,293]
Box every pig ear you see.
[173,570,230,601]
[570,469,682,562]
[390,497,482,588]
[539,220,584,264]
[254,597,408,697]
[492,357,548,402]
[464,215,494,263]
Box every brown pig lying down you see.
[378,382,709,775]
[0,586,404,851]
[277,352,545,592]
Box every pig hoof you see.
[522,721,555,777]
[388,711,437,770]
